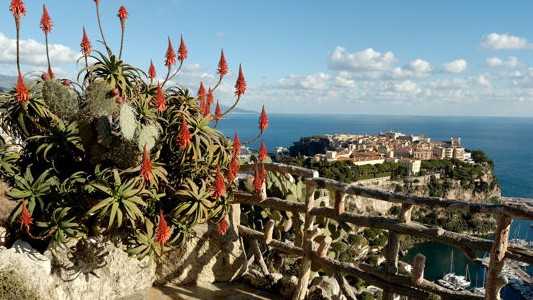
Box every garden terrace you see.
[232,162,533,300]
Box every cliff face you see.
[343,165,501,215]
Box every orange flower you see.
[155,84,167,112]
[164,37,176,67]
[117,5,128,23]
[47,66,54,80]
[178,118,191,150]
[197,82,206,99]
[214,101,222,121]
[217,216,229,236]
[40,5,53,34]
[155,210,171,246]
[19,201,32,231]
[178,35,188,62]
[9,0,26,20]
[140,145,153,183]
[259,105,269,134]
[15,73,29,103]
[228,155,240,182]
[258,142,268,162]
[206,88,214,108]
[213,168,226,198]
[217,50,228,77]
[235,64,246,97]
[81,27,92,57]
[232,132,241,157]
[148,60,156,80]
[253,163,266,194]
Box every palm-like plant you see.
[0,145,20,179]
[80,51,143,98]
[8,168,57,215]
[26,120,84,163]
[36,207,83,244]
[172,178,224,225]
[88,169,147,229]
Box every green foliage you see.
[285,158,409,183]
[88,169,147,229]
[0,8,246,260]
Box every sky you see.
[2,0,533,116]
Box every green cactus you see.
[41,80,79,121]
[82,80,118,119]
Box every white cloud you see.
[482,33,530,50]
[443,59,467,73]
[478,75,491,88]
[329,47,396,72]
[486,56,519,68]
[279,73,331,90]
[0,32,78,67]
[391,80,421,94]
[392,59,432,78]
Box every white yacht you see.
[437,249,471,291]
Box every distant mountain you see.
[0,75,16,91]
[221,105,257,114]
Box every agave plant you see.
[36,207,83,244]
[8,168,57,215]
[88,169,147,229]
[0,0,269,259]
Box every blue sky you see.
[2,0,533,116]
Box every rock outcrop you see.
[0,240,155,300]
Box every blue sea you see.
[218,114,533,299]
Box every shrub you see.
[0,0,268,258]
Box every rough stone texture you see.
[0,181,16,227]
[0,240,54,300]
[155,223,245,286]
[0,240,156,300]
[46,241,156,300]
[0,226,7,247]
[308,276,346,300]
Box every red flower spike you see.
[118,5,128,23]
[178,118,191,150]
[228,155,240,182]
[178,35,188,62]
[140,145,153,183]
[217,50,228,77]
[217,216,229,236]
[10,0,26,20]
[15,73,29,104]
[47,66,54,80]
[148,60,156,80]
[232,132,241,157]
[253,163,266,194]
[235,64,246,97]
[40,5,53,34]
[164,37,176,67]
[258,142,268,162]
[259,105,269,134]
[155,210,171,246]
[213,168,226,199]
[214,101,222,121]
[81,28,92,57]
[19,201,32,231]
[197,82,206,99]
[207,88,214,107]
[155,84,167,112]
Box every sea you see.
[218,114,533,300]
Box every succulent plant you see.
[41,80,79,121]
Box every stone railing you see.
[232,162,533,300]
